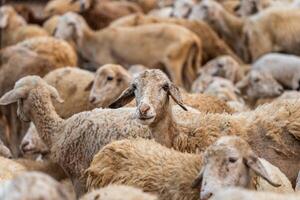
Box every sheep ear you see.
[84,80,94,91]
[168,83,188,111]
[244,155,281,187]
[109,85,135,109]
[0,87,29,105]
[191,168,203,188]
[236,75,249,92]
[0,14,8,28]
[47,85,64,103]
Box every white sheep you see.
[80,185,157,200]
[252,53,300,90]
[211,188,300,200]
[109,69,300,184]
[0,172,72,200]
[54,12,202,89]
[86,136,292,200]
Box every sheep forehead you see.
[14,76,44,89]
[205,136,250,159]
[134,70,170,86]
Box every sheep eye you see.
[107,76,114,81]
[217,63,223,68]
[162,83,169,91]
[229,157,238,163]
[132,84,137,89]
[253,78,260,83]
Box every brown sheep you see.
[45,0,142,30]
[54,12,202,89]
[0,5,48,47]
[110,13,242,64]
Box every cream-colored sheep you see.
[110,69,300,184]
[211,188,300,200]
[80,185,157,200]
[86,137,292,200]
[86,64,233,113]
[54,12,202,89]
[0,5,48,47]
[42,15,60,35]
[110,14,242,64]
[198,55,244,83]
[0,172,72,200]
[191,0,300,62]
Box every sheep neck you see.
[29,87,63,149]
[214,9,244,51]
[149,101,177,148]
[75,25,96,61]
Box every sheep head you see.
[54,12,86,42]
[0,138,12,158]
[110,69,187,125]
[236,70,283,100]
[192,136,280,200]
[189,0,223,22]
[86,64,132,108]
[20,122,49,157]
[0,76,63,122]
[0,5,26,29]
[44,0,85,17]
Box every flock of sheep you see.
[1,0,300,199]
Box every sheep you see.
[110,14,242,64]
[0,172,72,200]
[0,37,77,156]
[86,137,292,200]
[45,0,142,30]
[235,0,295,17]
[211,188,300,200]
[191,0,300,62]
[192,76,241,101]
[21,67,95,157]
[236,70,284,105]
[0,156,26,181]
[192,136,293,200]
[252,53,300,90]
[0,138,12,158]
[80,185,157,200]
[42,15,60,35]
[0,75,154,196]
[86,64,233,113]
[54,12,202,89]
[198,55,245,83]
[109,69,300,184]
[0,5,48,47]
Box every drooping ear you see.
[236,74,249,93]
[84,80,94,91]
[168,83,188,111]
[191,168,204,188]
[0,87,29,105]
[46,85,64,103]
[0,14,8,28]
[109,85,135,109]
[244,154,281,187]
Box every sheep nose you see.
[89,96,96,103]
[277,87,284,94]
[139,103,150,115]
[200,190,213,200]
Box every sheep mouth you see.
[138,116,155,120]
